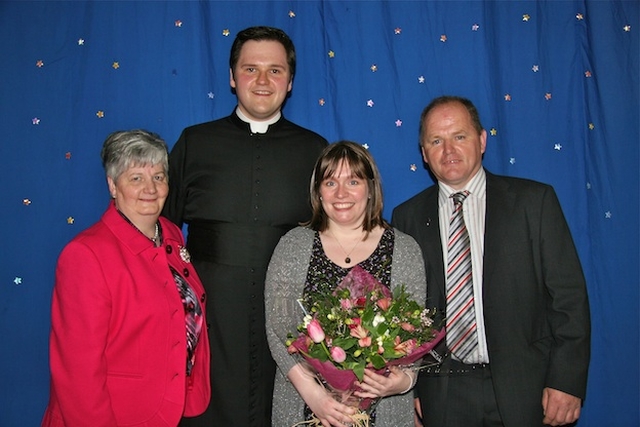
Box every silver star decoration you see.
[554,143,562,150]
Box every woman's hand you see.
[288,364,356,427]
[354,366,415,399]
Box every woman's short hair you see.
[307,141,388,232]
[100,129,168,182]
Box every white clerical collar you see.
[235,107,281,134]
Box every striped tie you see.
[446,191,478,362]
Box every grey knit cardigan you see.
[265,226,427,427]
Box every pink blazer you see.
[42,202,210,426]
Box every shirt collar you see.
[235,107,281,134]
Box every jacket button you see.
[166,245,173,254]
[183,268,189,277]
[200,294,206,302]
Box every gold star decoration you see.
[576,13,584,20]
[112,61,120,69]
[623,25,631,32]
[589,123,595,130]
[523,14,531,22]
[545,93,552,100]
[23,199,32,206]
[490,128,497,136]
[222,29,230,36]
[96,110,105,118]
[370,64,378,72]
[328,50,335,58]
[67,217,75,224]
[36,60,44,67]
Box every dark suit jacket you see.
[392,170,590,427]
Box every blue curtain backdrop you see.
[1,1,638,425]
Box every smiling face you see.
[420,101,487,189]
[107,163,168,228]
[319,160,370,229]
[230,39,293,121]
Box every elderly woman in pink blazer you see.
[42,130,210,426]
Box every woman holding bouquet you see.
[265,141,428,427]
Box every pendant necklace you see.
[328,229,365,264]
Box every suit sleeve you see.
[49,242,118,425]
[162,131,187,227]
[540,187,591,398]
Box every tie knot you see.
[451,191,470,206]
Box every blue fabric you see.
[0,1,637,425]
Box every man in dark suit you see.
[392,96,590,427]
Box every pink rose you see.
[376,297,392,311]
[307,318,325,343]
[330,346,347,363]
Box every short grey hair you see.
[100,130,168,182]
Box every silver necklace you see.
[150,223,160,245]
[328,229,364,264]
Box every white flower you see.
[372,313,386,327]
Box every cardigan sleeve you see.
[265,227,314,379]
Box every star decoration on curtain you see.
[370,64,378,72]
[472,24,479,31]
[585,70,592,77]
[510,158,516,164]
[545,93,552,100]
[328,50,335,58]
[288,10,296,18]
[532,65,539,72]
[586,182,592,190]
[14,277,22,285]
[522,14,531,22]
[208,92,214,99]
[418,76,425,83]
[112,62,120,69]
[23,199,31,206]
[623,25,631,32]
[67,217,75,224]
[395,119,402,127]
[490,128,497,136]
[410,164,417,172]
[576,13,584,20]
[440,34,447,42]
[504,94,512,101]
[589,123,595,130]
[36,60,44,67]
[318,98,325,106]
[65,152,71,159]
[362,143,369,149]
[604,211,612,219]
[78,38,84,45]
[222,29,230,36]
[554,143,562,150]
[366,99,374,107]
[174,20,182,27]
[96,111,104,118]
[32,117,40,125]
[394,28,401,35]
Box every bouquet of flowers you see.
[286,265,444,426]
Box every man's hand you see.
[542,387,582,426]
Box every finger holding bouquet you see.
[265,141,443,427]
